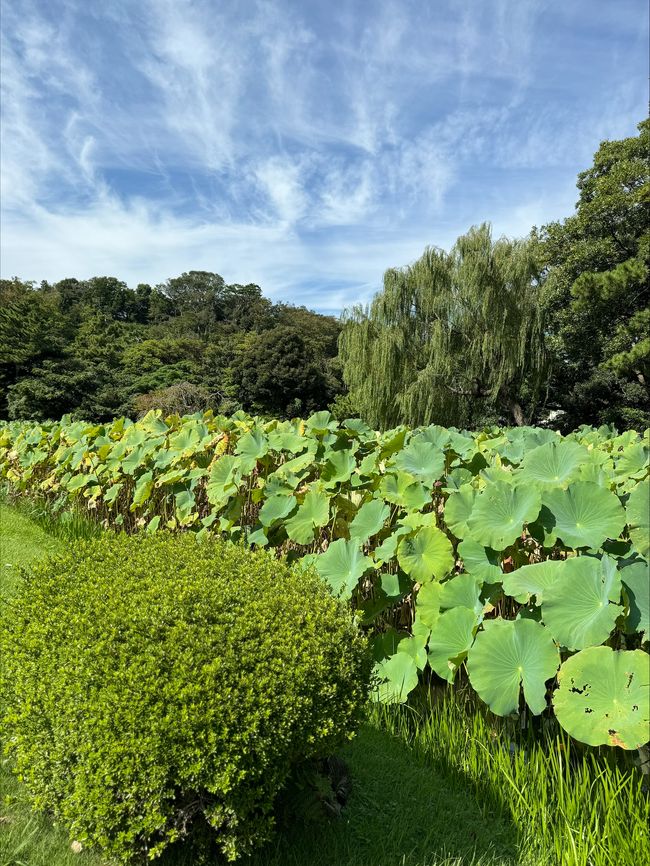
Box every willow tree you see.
[339,224,548,429]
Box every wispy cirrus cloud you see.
[1,0,647,311]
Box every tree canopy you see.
[339,224,548,429]
[537,117,649,430]
[0,272,343,421]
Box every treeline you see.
[1,119,648,430]
[0,272,344,421]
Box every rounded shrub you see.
[0,533,371,862]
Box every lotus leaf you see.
[285,487,330,544]
[467,618,560,716]
[467,483,541,550]
[349,499,390,543]
[427,607,479,682]
[397,526,454,583]
[501,559,564,603]
[379,471,430,510]
[541,555,621,650]
[315,539,373,598]
[375,652,418,704]
[259,494,297,527]
[626,481,649,559]
[393,439,445,487]
[415,581,444,629]
[542,481,626,550]
[518,439,589,487]
[458,538,502,584]
[439,573,483,615]
[553,647,650,749]
[620,558,650,640]
[444,484,476,539]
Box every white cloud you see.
[1,0,647,311]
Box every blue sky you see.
[1,0,647,312]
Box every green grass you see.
[1,502,648,866]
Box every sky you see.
[1,0,647,313]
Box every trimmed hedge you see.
[0,533,371,862]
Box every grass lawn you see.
[1,502,647,866]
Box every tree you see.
[231,326,337,417]
[538,118,649,430]
[339,224,548,429]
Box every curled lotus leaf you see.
[467,618,560,716]
[439,573,483,615]
[542,481,626,550]
[458,538,502,584]
[553,647,650,749]
[620,558,649,640]
[445,484,476,539]
[374,652,419,704]
[541,555,622,650]
[466,483,541,551]
[285,487,330,544]
[626,481,649,559]
[427,606,479,683]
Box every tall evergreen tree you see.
[538,118,649,430]
[339,224,547,429]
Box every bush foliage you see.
[0,533,371,862]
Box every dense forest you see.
[1,119,647,431]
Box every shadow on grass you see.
[159,723,521,866]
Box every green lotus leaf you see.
[246,524,268,547]
[373,526,411,564]
[445,484,476,539]
[315,539,374,598]
[541,555,622,650]
[542,481,626,550]
[397,526,454,583]
[458,538,502,584]
[393,439,445,487]
[67,472,98,492]
[305,410,337,432]
[427,607,479,682]
[380,571,410,598]
[259,493,297,527]
[467,483,541,550]
[375,652,419,704]
[349,499,390,543]
[467,618,560,716]
[102,482,123,505]
[321,449,356,487]
[285,487,330,544]
[620,558,649,640]
[415,581,444,629]
[553,647,650,749]
[442,467,474,492]
[518,439,590,487]
[131,471,153,508]
[399,511,438,530]
[626,481,649,559]
[206,455,240,505]
[502,559,564,604]
[614,443,649,481]
[379,471,430,510]
[417,425,451,450]
[266,424,306,454]
[235,429,269,473]
[439,573,483,615]
[396,635,428,670]
[175,489,196,520]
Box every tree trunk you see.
[510,400,526,426]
